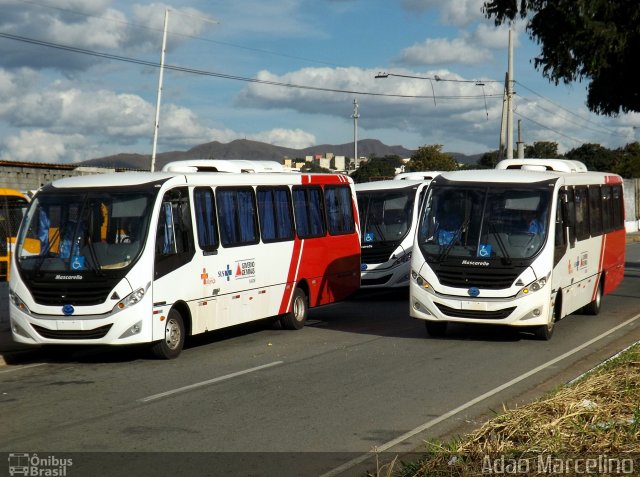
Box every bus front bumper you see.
[9,302,153,346]
[409,280,552,328]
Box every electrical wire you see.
[0,31,504,101]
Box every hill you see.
[81,138,481,170]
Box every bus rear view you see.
[410,159,625,340]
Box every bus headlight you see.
[393,251,412,266]
[517,274,549,298]
[112,288,145,314]
[412,270,435,295]
[9,289,31,314]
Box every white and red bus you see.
[9,164,360,358]
[410,159,625,340]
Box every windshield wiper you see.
[84,235,104,276]
[488,222,512,265]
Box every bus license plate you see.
[461,301,487,311]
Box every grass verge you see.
[375,343,640,476]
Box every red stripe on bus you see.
[279,238,303,314]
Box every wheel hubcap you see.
[293,297,304,321]
[165,318,181,350]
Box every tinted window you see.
[292,186,326,238]
[324,186,355,236]
[257,187,294,243]
[194,187,219,251]
[574,186,589,241]
[217,188,259,247]
[588,186,602,236]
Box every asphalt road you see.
[1,242,639,477]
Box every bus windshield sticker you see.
[70,255,85,271]
[477,244,491,258]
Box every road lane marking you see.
[137,361,284,403]
[0,363,47,374]
[321,312,640,477]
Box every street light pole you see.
[150,8,169,173]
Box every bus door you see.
[552,186,582,316]
[153,187,198,331]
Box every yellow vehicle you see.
[0,188,30,281]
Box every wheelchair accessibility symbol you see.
[71,255,85,270]
[477,244,492,258]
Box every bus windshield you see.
[357,186,416,244]
[16,190,154,274]
[418,183,552,261]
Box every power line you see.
[515,80,626,138]
[0,31,504,101]
[515,111,587,145]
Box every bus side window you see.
[194,187,219,253]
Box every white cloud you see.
[397,37,493,65]
[400,0,486,26]
[2,129,89,163]
[248,128,316,149]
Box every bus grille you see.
[361,243,398,264]
[433,264,520,289]
[435,303,516,320]
[33,324,112,340]
[26,278,118,306]
[361,274,392,286]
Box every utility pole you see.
[506,26,514,159]
[150,8,169,173]
[517,119,524,158]
[352,98,359,169]
[498,72,508,160]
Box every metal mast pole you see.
[150,8,169,172]
[352,98,359,169]
[506,26,514,160]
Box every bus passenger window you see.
[324,186,355,236]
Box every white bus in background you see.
[394,171,441,181]
[355,175,437,288]
[161,159,293,173]
[410,159,625,340]
[9,164,361,358]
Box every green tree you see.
[612,141,640,178]
[478,150,501,168]
[349,155,402,183]
[564,143,616,172]
[407,145,458,172]
[483,0,640,115]
[524,141,560,158]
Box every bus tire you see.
[425,321,447,338]
[583,279,603,316]
[151,308,185,359]
[280,288,308,330]
[533,298,559,341]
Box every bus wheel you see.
[583,279,603,316]
[152,309,185,359]
[425,321,447,338]
[534,299,558,341]
[280,288,308,330]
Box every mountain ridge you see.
[80,138,482,170]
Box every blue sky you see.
[0,0,638,164]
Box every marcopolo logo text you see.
[54,275,83,280]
